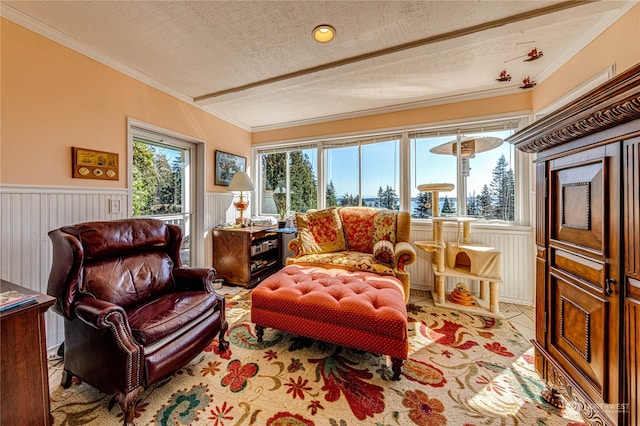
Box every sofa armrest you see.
[173,267,216,292]
[394,241,416,272]
[288,238,302,257]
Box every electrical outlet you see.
[109,199,121,214]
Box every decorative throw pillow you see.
[373,240,395,265]
[295,207,346,255]
[339,207,376,253]
[373,209,397,245]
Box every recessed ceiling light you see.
[312,24,336,43]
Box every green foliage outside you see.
[326,180,338,207]
[441,196,454,214]
[262,151,318,214]
[132,141,183,216]
[413,191,432,218]
[374,185,399,210]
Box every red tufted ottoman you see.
[251,264,408,380]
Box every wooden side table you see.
[0,279,55,426]
[212,226,282,287]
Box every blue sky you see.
[324,130,515,199]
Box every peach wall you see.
[533,3,640,115]
[0,18,251,192]
[252,93,531,144]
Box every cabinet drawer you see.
[550,247,606,292]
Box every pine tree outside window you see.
[259,148,318,217]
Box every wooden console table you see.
[0,279,55,426]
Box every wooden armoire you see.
[508,63,640,425]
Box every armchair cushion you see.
[296,207,346,255]
[291,251,395,276]
[127,291,221,346]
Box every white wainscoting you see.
[0,185,129,351]
[0,185,533,351]
[407,221,535,306]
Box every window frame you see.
[252,115,532,226]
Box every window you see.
[254,117,524,223]
[410,127,517,220]
[325,135,401,208]
[259,148,318,216]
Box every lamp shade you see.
[227,171,254,192]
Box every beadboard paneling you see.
[0,185,128,351]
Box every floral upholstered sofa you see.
[286,206,416,302]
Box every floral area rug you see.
[49,290,585,425]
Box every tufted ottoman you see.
[251,264,408,380]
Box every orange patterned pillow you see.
[339,207,376,253]
[296,208,346,255]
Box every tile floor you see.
[48,289,536,392]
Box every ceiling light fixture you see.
[312,24,336,43]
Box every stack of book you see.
[0,290,37,312]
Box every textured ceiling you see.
[2,1,634,130]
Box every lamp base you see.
[235,217,248,226]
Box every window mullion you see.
[358,143,363,206]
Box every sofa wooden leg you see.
[255,324,265,343]
[116,386,144,426]
[391,357,403,381]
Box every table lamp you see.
[227,171,254,225]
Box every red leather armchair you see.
[47,219,228,426]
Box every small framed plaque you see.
[72,147,119,180]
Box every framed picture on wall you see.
[215,150,246,186]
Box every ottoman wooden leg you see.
[255,324,265,343]
[391,357,403,381]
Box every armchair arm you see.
[73,296,131,331]
[288,238,302,257]
[173,267,216,292]
[394,241,417,272]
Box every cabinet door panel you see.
[551,160,605,255]
[549,273,606,398]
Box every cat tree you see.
[414,183,503,318]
